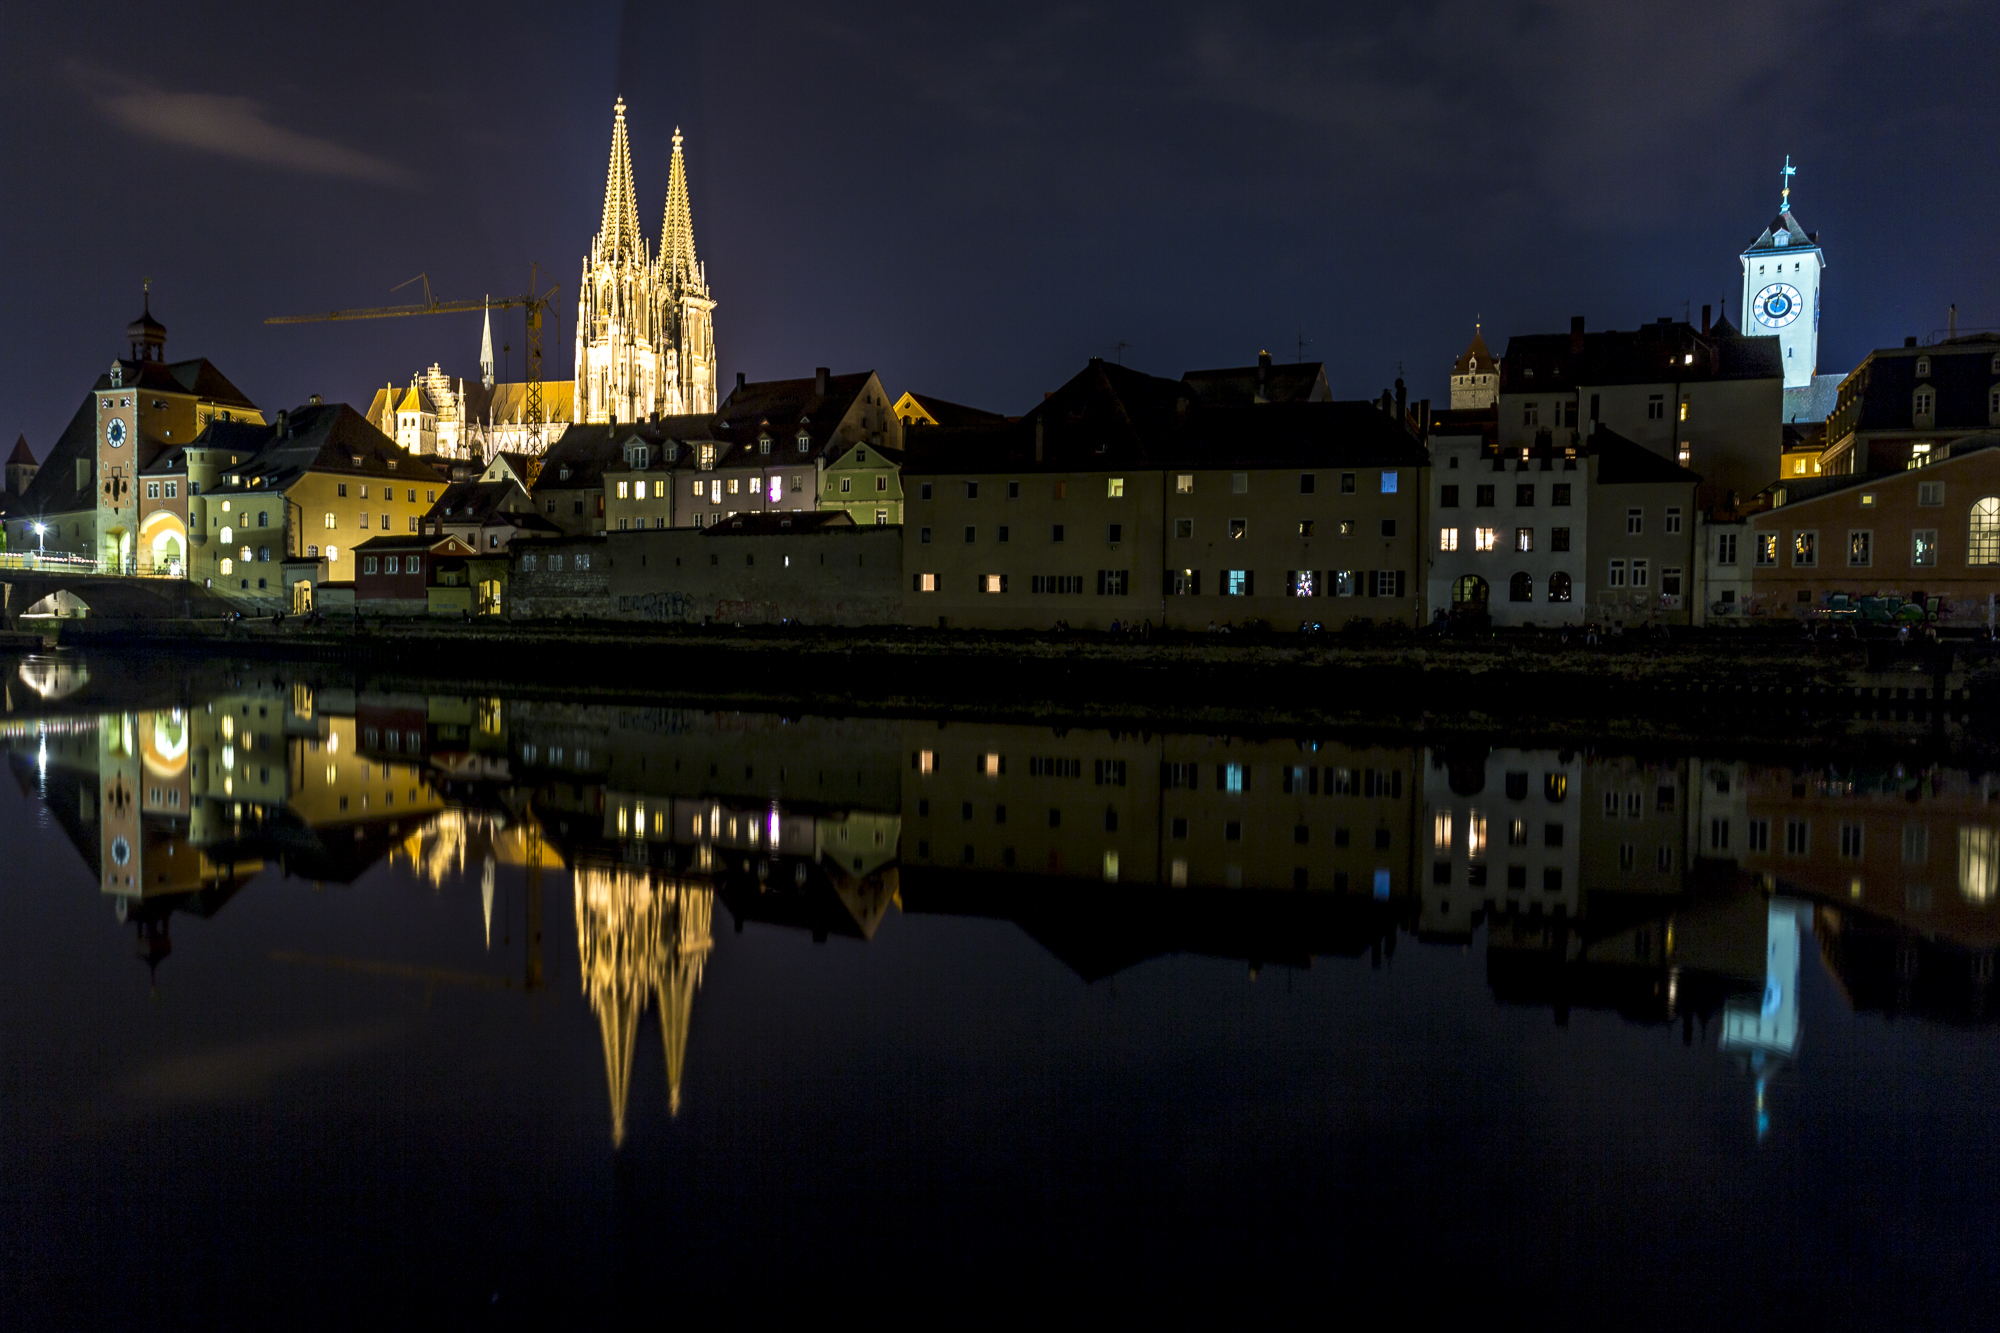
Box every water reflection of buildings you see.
[9,672,2000,1151]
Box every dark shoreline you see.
[17,619,2000,767]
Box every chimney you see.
[275,410,288,439]
[1395,377,1407,423]
[1256,349,1271,402]
[814,367,829,398]
[1905,336,1918,348]
[735,370,746,394]
[1034,415,1044,463]
[1949,303,1959,339]
[1417,398,1430,443]
[1701,304,1711,335]
[1569,315,1585,355]
[308,393,322,405]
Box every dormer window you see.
[796,432,811,454]
[665,441,680,462]
[1916,357,1932,378]
[1914,387,1935,422]
[559,465,571,480]
[758,434,772,454]
[857,447,868,463]
[697,444,716,471]
[625,442,649,469]
[1991,353,2000,376]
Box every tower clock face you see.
[1754,283,1803,328]
[105,417,127,448]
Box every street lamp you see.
[31,522,45,558]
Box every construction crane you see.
[267,269,561,467]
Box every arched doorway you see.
[1451,575,1489,607]
[142,510,188,578]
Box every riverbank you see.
[41,616,1997,747]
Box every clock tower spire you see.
[1740,156,1825,391]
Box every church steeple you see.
[658,128,701,293]
[478,300,495,391]
[595,98,645,267]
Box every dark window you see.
[1300,473,1316,494]
[995,805,1007,824]
[1505,771,1528,800]
[1380,519,1396,538]
[1552,484,1572,506]
[1542,867,1562,892]
[1516,484,1534,506]
[1544,822,1564,848]
[1440,484,1460,507]
[997,525,1010,543]
[919,482,932,500]
[1509,572,1533,602]
[1475,485,1495,507]
[1007,480,1019,499]
[964,526,976,543]
[1433,860,1451,885]
[920,527,932,544]
[1052,524,1065,542]
[966,481,979,499]
[1225,820,1242,841]
[1170,816,1188,839]
[1334,827,1351,848]
[1107,523,1122,542]
[1103,807,1118,832]
[1550,527,1570,552]
[1048,808,1061,828]
[1507,865,1527,890]
[1293,825,1309,844]
[1468,864,1488,887]
[1374,827,1391,850]
[1340,472,1356,494]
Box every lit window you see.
[1971,498,2000,565]
[1176,475,1193,494]
[1380,471,1398,494]
[1474,527,1496,552]
[1107,478,1125,498]
[982,574,1007,593]
[979,752,1002,777]
[1793,531,1817,567]
[1439,528,1459,552]
[1849,530,1872,567]
[616,481,628,499]
[1755,533,1778,565]
[1287,570,1315,596]
[1913,530,1938,566]
[219,558,233,575]
[1514,528,1533,553]
[1859,493,1875,507]
[1433,810,1452,850]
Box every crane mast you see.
[267,268,560,465]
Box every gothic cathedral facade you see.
[573,98,718,425]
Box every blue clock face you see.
[105,417,127,449]
[1755,283,1803,328]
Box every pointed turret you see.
[595,98,645,266]
[479,301,495,391]
[1450,322,1499,410]
[6,433,36,498]
[658,128,702,294]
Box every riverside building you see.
[901,358,1429,631]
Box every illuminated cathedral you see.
[366,98,718,459]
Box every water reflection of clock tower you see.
[1739,156,1825,392]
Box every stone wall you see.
[606,526,903,626]
[510,536,612,620]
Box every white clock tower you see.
[1739,156,1825,390]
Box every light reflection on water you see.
[1,658,1996,1319]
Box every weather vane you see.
[1780,155,1796,212]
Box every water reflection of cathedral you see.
[6,670,1998,1149]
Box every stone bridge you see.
[0,573,238,630]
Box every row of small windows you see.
[915,472,1401,502]
[359,556,424,576]
[913,569,1408,597]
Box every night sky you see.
[5,1,1998,455]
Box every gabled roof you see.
[1502,320,1782,389]
[427,477,530,525]
[10,394,97,517]
[902,357,1425,475]
[894,392,1006,428]
[1181,359,1330,406]
[202,403,447,498]
[703,510,855,536]
[8,435,33,465]
[93,357,257,410]
[717,370,876,448]
[1783,373,1845,425]
[352,533,479,556]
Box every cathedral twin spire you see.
[574,99,718,423]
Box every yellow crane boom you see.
[266,270,560,457]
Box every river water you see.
[1,652,1995,1323]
